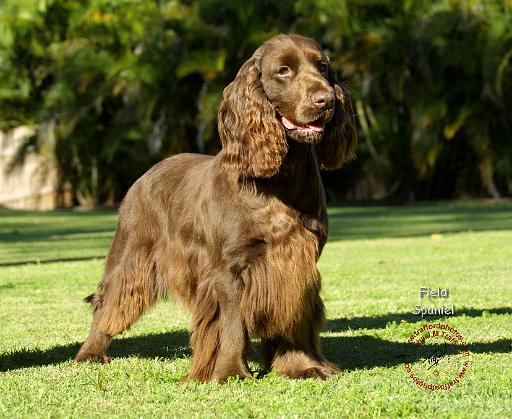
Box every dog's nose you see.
[312,90,334,110]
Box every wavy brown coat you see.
[75,34,357,382]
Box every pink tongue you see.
[281,116,324,132]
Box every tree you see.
[1,0,511,204]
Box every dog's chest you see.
[240,205,322,337]
[262,209,320,282]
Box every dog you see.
[75,34,357,382]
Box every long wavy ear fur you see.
[316,65,358,170]
[218,53,288,178]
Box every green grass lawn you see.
[1,201,511,418]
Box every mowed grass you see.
[0,201,511,418]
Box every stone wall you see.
[0,127,67,210]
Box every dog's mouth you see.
[281,115,325,134]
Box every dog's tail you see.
[84,293,95,304]
[83,292,103,312]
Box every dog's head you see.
[218,34,357,178]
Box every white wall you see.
[0,127,60,210]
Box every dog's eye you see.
[277,66,292,77]
[319,62,328,74]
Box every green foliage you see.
[1,0,511,203]
[303,0,512,199]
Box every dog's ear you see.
[218,53,288,178]
[316,63,357,170]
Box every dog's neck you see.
[249,141,322,208]
[279,141,317,178]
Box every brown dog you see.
[75,34,357,382]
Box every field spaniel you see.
[76,34,357,381]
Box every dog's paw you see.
[302,363,341,380]
[75,353,111,364]
[212,368,253,383]
[185,363,253,383]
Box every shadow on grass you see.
[327,201,512,241]
[322,335,512,371]
[0,227,114,245]
[3,201,512,266]
[3,202,512,247]
[0,255,108,267]
[326,307,512,332]
[0,330,190,373]
[323,306,512,370]
[1,306,511,373]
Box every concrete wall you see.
[0,127,63,210]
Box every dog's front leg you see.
[187,271,252,382]
[261,286,340,380]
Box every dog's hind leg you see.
[74,292,113,364]
[75,241,160,363]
